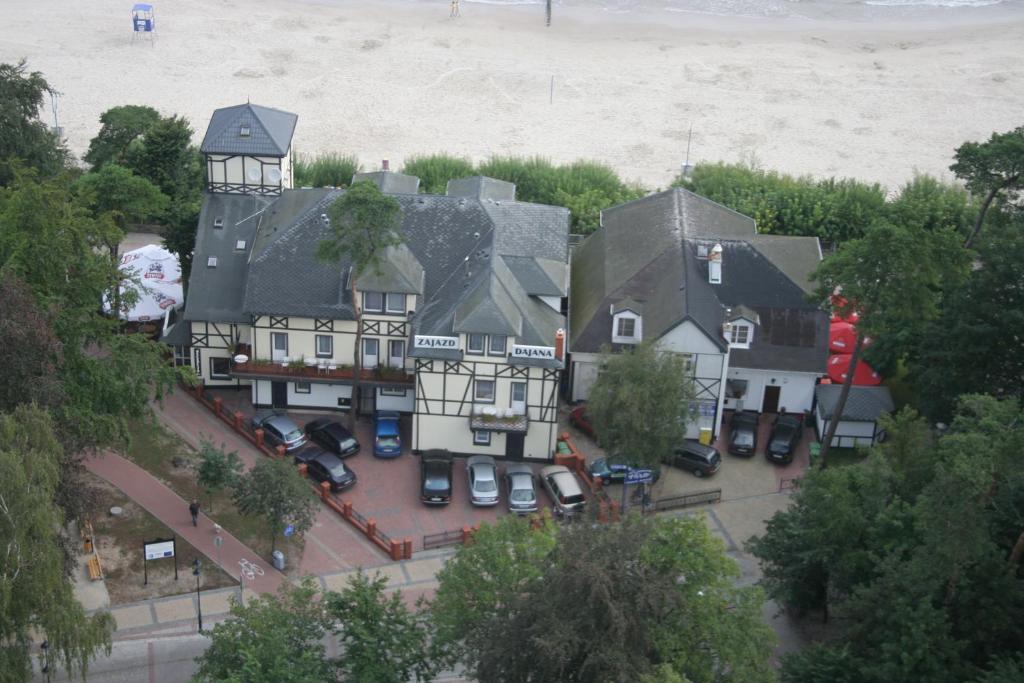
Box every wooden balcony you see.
[230,358,414,386]
[469,410,529,433]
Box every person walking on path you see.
[189,499,200,527]
[450,0,460,18]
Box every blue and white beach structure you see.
[131,4,155,43]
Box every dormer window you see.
[239,125,251,137]
[362,292,384,313]
[612,310,642,345]
[617,318,635,338]
[385,293,406,315]
[731,324,750,345]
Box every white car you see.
[505,464,538,514]
[466,455,499,506]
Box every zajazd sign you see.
[511,344,556,360]
[413,335,459,349]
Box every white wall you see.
[251,379,352,409]
[570,352,600,402]
[726,367,818,414]
[657,319,724,355]
[815,409,880,448]
[377,388,414,412]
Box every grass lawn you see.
[86,472,236,605]
[121,417,304,574]
[825,447,868,468]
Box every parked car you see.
[587,457,661,486]
[251,410,307,452]
[663,440,721,478]
[728,411,759,457]
[505,463,538,514]
[305,417,360,458]
[767,414,803,465]
[373,411,402,457]
[293,445,326,466]
[467,455,500,506]
[568,405,595,439]
[538,465,587,517]
[420,449,453,505]
[306,452,356,492]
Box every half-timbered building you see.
[568,188,827,443]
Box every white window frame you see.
[388,339,405,368]
[362,292,384,313]
[510,382,527,415]
[467,333,486,355]
[612,313,642,345]
[488,334,507,356]
[315,334,333,358]
[385,292,406,315]
[294,381,311,394]
[380,387,407,397]
[730,323,751,348]
[271,332,289,361]
[209,356,230,379]
[474,379,495,403]
[473,431,492,446]
[363,338,379,368]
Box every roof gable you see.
[200,103,297,156]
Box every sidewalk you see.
[85,452,285,597]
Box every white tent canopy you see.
[110,244,183,322]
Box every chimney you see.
[382,159,390,172]
[708,243,723,284]
[554,328,565,361]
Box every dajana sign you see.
[511,344,556,360]
[413,335,459,349]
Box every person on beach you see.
[450,0,460,18]
[189,499,200,526]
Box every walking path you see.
[85,452,285,597]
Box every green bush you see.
[401,153,474,195]
[294,152,360,188]
[888,173,974,236]
[674,162,887,244]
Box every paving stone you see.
[111,604,154,630]
[154,597,197,623]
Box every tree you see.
[0,60,67,184]
[83,105,161,170]
[810,220,968,464]
[431,514,774,683]
[125,114,197,197]
[0,406,114,682]
[75,163,168,231]
[326,570,446,682]
[195,440,243,513]
[0,274,64,413]
[910,220,1024,422]
[232,458,317,553]
[950,125,1024,248]
[401,153,474,195]
[887,173,974,236]
[316,181,404,428]
[586,340,695,470]
[193,578,331,683]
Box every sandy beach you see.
[2,0,1022,191]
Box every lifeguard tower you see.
[131,4,156,44]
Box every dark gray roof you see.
[502,256,563,297]
[232,184,569,346]
[570,188,827,373]
[200,103,296,156]
[447,176,516,201]
[357,243,424,295]
[352,171,420,195]
[746,234,822,294]
[816,385,894,422]
[160,320,190,346]
[184,193,273,322]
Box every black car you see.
[420,449,453,505]
[305,418,360,458]
[729,411,759,457]
[293,444,327,466]
[766,415,803,464]
[306,452,357,492]
[663,441,721,478]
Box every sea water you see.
[459,0,1024,22]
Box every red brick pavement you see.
[85,452,285,595]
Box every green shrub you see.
[401,153,474,195]
[294,152,360,188]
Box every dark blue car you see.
[373,410,402,458]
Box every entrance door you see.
[505,433,525,461]
[362,338,379,369]
[388,339,405,369]
[271,332,288,361]
[762,385,781,413]
[510,382,526,415]
[271,381,287,408]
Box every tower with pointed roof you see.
[200,103,297,196]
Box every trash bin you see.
[809,442,821,464]
[272,550,285,571]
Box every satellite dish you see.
[246,167,262,183]
[265,167,282,184]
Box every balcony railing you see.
[230,358,414,385]
[469,408,529,433]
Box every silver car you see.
[538,465,586,518]
[505,464,538,514]
[251,410,307,452]
[466,455,499,506]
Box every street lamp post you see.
[193,558,204,633]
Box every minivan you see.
[663,441,721,478]
[538,465,587,517]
